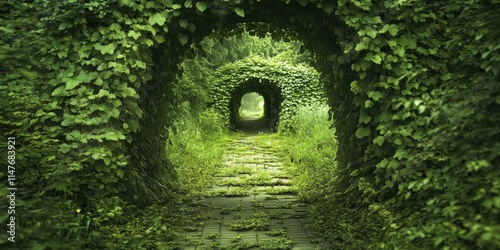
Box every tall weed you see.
[166,103,226,195]
[280,105,396,248]
[279,104,338,202]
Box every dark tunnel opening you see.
[229,79,282,133]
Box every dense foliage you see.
[1,0,498,249]
[208,55,325,128]
[174,30,313,118]
[166,103,226,195]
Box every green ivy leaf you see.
[104,157,112,166]
[440,73,451,81]
[371,54,382,64]
[359,112,371,123]
[148,13,166,26]
[373,136,384,146]
[367,30,377,38]
[368,91,382,101]
[178,34,188,45]
[394,138,402,145]
[105,132,119,141]
[77,72,94,83]
[380,24,390,34]
[153,35,165,43]
[388,159,399,169]
[408,38,417,49]
[135,60,146,69]
[355,42,367,51]
[122,87,137,97]
[110,108,120,118]
[234,7,245,17]
[145,1,155,9]
[59,144,72,153]
[298,0,309,6]
[179,19,189,28]
[188,23,196,33]
[162,0,173,7]
[394,149,407,160]
[119,0,135,7]
[394,46,405,57]
[52,87,65,96]
[377,158,389,168]
[94,43,117,55]
[389,24,399,36]
[196,1,207,12]
[323,4,334,14]
[66,78,81,90]
[143,38,154,47]
[128,30,141,40]
[365,100,374,108]
[355,127,371,138]
[418,105,426,114]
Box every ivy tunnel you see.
[8,0,499,248]
[207,55,326,133]
[229,79,282,133]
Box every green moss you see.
[205,188,250,197]
[264,187,298,195]
[259,236,294,250]
[227,211,271,231]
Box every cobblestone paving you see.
[176,134,324,250]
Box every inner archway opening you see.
[239,92,265,120]
[229,79,283,133]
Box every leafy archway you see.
[231,84,279,132]
[3,0,499,248]
[208,55,325,130]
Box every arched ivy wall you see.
[208,55,325,130]
[10,0,499,248]
[228,80,282,131]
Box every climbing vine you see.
[208,55,325,129]
[1,0,498,249]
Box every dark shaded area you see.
[236,116,273,134]
[229,79,282,133]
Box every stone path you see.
[175,134,323,250]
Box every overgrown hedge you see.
[208,55,325,128]
[1,0,498,248]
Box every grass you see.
[220,204,244,215]
[259,237,294,250]
[266,229,289,237]
[264,187,298,195]
[226,211,271,231]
